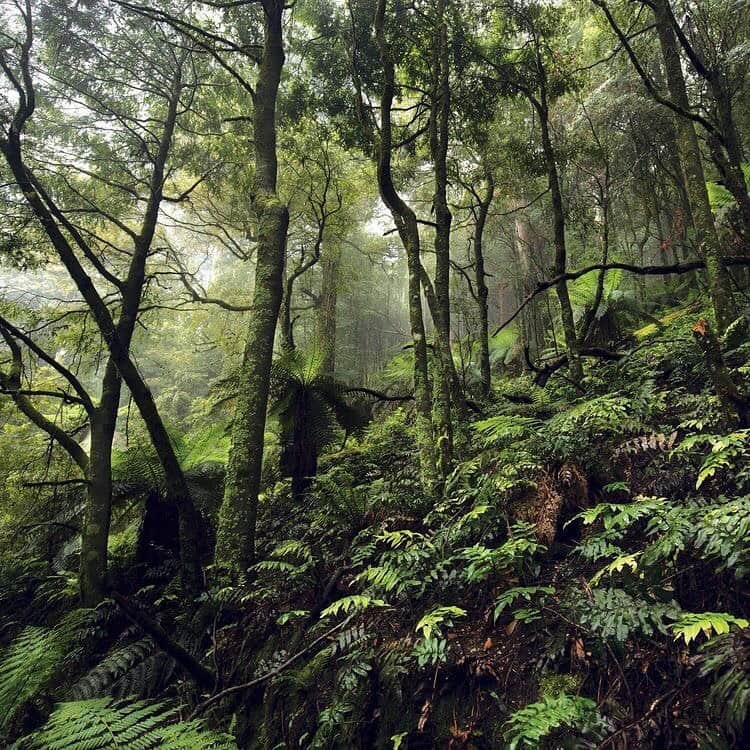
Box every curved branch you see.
[492,257,750,337]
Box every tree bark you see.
[216,0,289,571]
[79,360,121,607]
[692,319,749,426]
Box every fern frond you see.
[69,638,176,700]
[0,609,89,731]
[17,697,237,749]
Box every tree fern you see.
[269,349,367,499]
[15,697,237,749]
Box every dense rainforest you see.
[0,0,749,747]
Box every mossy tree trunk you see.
[537,95,582,382]
[373,0,438,495]
[429,0,454,476]
[216,0,289,571]
[79,360,121,606]
[651,0,737,332]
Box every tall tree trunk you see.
[374,0,437,496]
[474,174,494,395]
[215,0,289,571]
[658,0,750,236]
[705,79,750,236]
[317,246,340,376]
[429,0,453,475]
[537,100,582,381]
[652,0,737,331]
[280,271,297,353]
[513,209,545,359]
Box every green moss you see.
[287,645,334,691]
[539,673,582,699]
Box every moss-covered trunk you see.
[374,0,437,495]
[79,359,120,607]
[216,0,289,570]
[474,174,494,396]
[538,101,582,382]
[429,0,454,475]
[652,0,736,332]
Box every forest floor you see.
[1,299,749,749]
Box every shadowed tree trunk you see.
[79,361,121,606]
[537,99,582,381]
[513,209,546,360]
[215,0,290,571]
[473,173,494,395]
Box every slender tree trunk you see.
[374,0,437,495]
[280,273,297,352]
[652,0,737,332]
[513,209,545,359]
[317,246,340,376]
[706,80,750,236]
[537,101,582,381]
[659,0,750,236]
[216,0,289,571]
[429,0,453,475]
[474,175,494,395]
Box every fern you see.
[571,496,666,532]
[493,586,556,623]
[504,693,607,749]
[701,630,750,733]
[16,697,237,749]
[671,612,749,646]
[320,595,389,619]
[460,522,544,584]
[69,638,176,700]
[575,588,682,644]
[548,393,638,436]
[590,552,641,586]
[0,609,89,731]
[673,431,750,489]
[414,606,466,639]
[471,415,540,447]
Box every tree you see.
[215,0,290,572]
[592,0,738,331]
[0,0,208,598]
